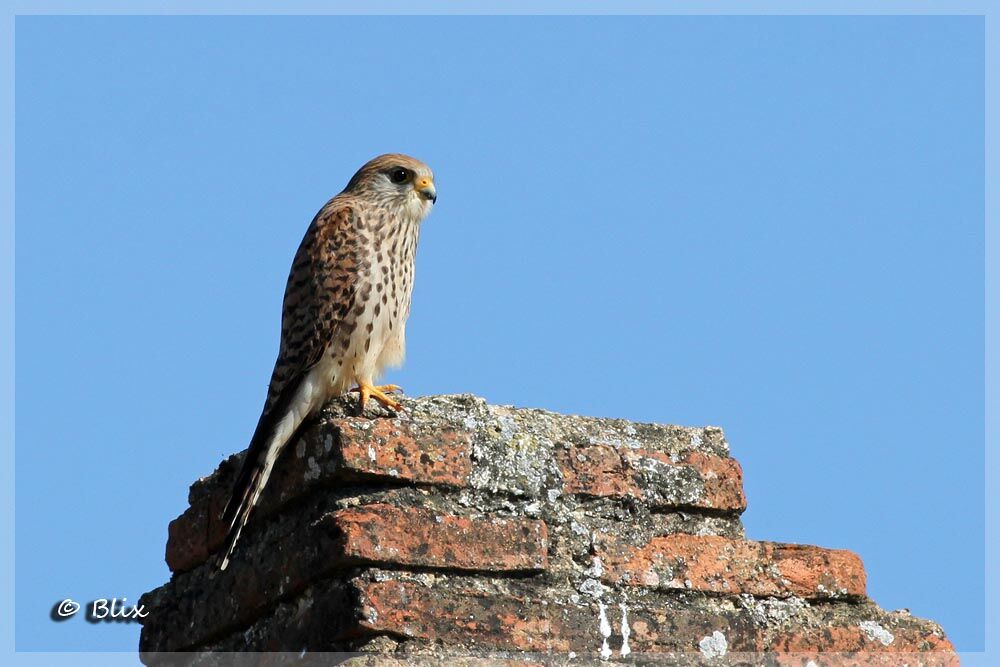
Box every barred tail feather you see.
[219,370,324,570]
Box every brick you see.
[355,579,626,653]
[165,490,228,574]
[763,624,956,654]
[558,443,635,497]
[147,500,548,653]
[339,658,543,667]
[596,533,866,599]
[765,653,957,667]
[329,504,547,572]
[153,573,954,662]
[557,443,746,512]
[336,418,472,486]
[143,499,341,652]
[759,617,958,666]
[354,578,951,661]
[354,579,755,655]
[165,417,473,573]
[673,450,746,511]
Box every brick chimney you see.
[139,394,955,665]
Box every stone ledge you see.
[143,572,953,663]
[329,503,549,572]
[166,395,743,574]
[595,533,866,599]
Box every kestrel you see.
[220,154,436,569]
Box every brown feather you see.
[220,203,362,568]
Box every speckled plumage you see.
[220,154,436,569]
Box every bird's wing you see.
[220,201,362,568]
[263,202,362,413]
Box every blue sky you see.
[14,15,983,653]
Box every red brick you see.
[768,655,957,667]
[596,533,866,599]
[559,443,636,497]
[165,492,227,574]
[355,579,952,662]
[337,418,472,487]
[329,504,547,572]
[356,580,595,653]
[355,578,781,656]
[674,450,746,511]
[557,443,746,512]
[165,418,473,573]
[763,625,956,653]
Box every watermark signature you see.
[51,598,148,623]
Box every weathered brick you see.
[329,504,547,572]
[143,499,339,652]
[672,450,746,511]
[596,533,866,599]
[147,499,550,653]
[558,443,635,497]
[339,657,544,667]
[336,418,472,486]
[165,490,228,574]
[154,572,954,664]
[754,655,955,667]
[557,443,746,512]
[165,417,473,573]
[354,578,738,655]
[353,578,949,660]
[763,624,956,654]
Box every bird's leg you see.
[351,383,403,413]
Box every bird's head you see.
[345,153,436,221]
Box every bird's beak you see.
[415,177,437,203]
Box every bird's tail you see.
[219,382,313,570]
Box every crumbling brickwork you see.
[139,394,955,665]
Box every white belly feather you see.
[327,231,415,396]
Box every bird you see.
[219,153,437,570]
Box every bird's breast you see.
[329,219,419,388]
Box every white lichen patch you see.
[468,422,554,497]
[304,456,320,481]
[859,620,895,646]
[698,630,728,658]
[367,444,377,462]
[585,556,604,578]
[743,595,809,626]
[580,578,608,599]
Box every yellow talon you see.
[351,384,403,413]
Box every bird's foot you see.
[351,384,403,413]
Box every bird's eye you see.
[389,168,410,184]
